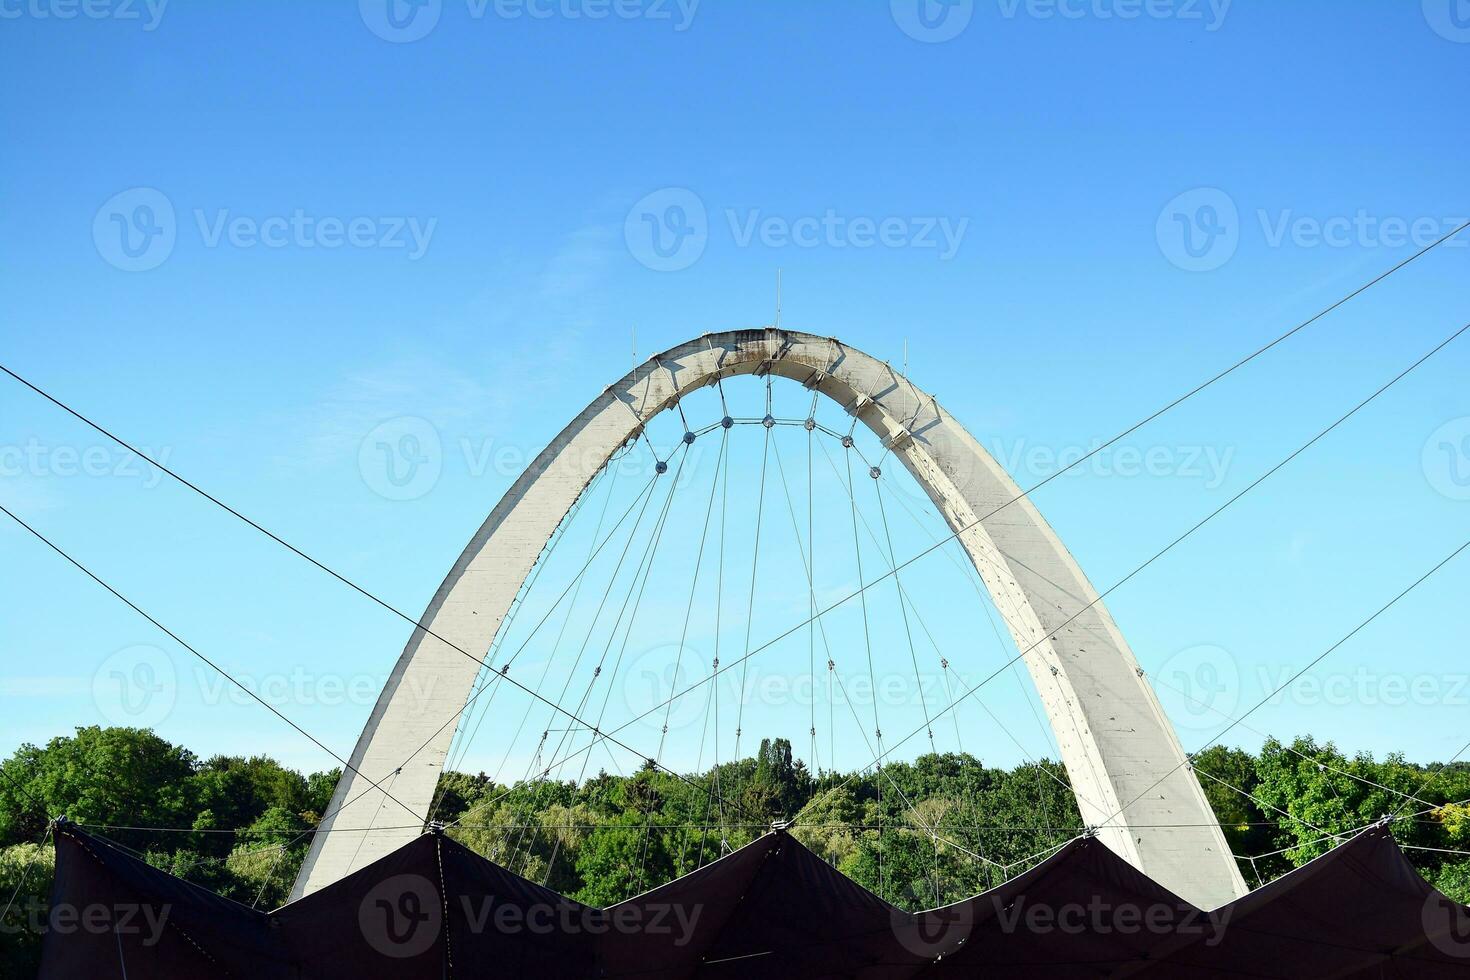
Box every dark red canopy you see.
[40,825,293,979]
[1120,825,1470,978]
[38,822,1470,979]
[911,834,1207,978]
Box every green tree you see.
[574,812,672,906]
[1,728,195,853]
[0,840,54,978]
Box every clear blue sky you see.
[1,1,1467,781]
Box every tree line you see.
[3,726,1469,975]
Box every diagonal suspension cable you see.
[514,448,689,877]
[772,318,1470,824]
[1143,660,1450,817]
[1092,538,1470,834]
[430,462,612,819]
[2,227,1461,893]
[630,428,730,892]
[0,230,1452,799]
[502,451,682,867]
[406,306,1469,861]
[0,503,424,825]
[482,463,660,812]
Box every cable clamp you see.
[881,427,914,453]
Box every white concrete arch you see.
[292,328,1247,909]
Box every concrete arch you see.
[292,328,1247,909]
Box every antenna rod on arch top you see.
[775,268,782,329]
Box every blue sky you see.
[1,1,1468,781]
